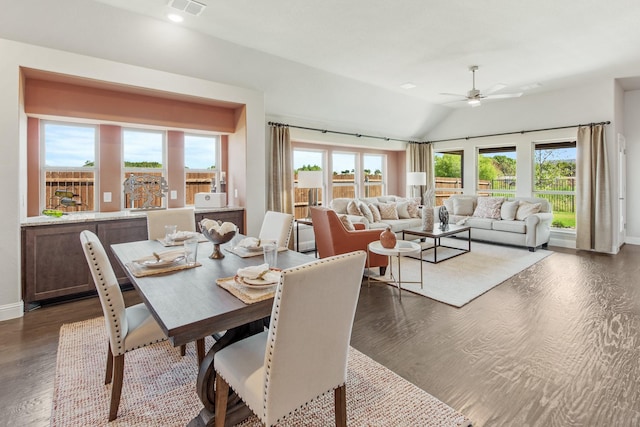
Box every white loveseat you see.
[442,195,553,251]
[329,196,422,233]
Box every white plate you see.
[137,256,183,269]
[234,275,277,289]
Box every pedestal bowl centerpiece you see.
[199,219,236,259]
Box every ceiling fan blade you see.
[439,92,467,98]
[484,83,507,95]
[485,92,523,100]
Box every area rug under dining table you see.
[50,317,472,426]
[370,238,553,307]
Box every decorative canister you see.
[380,227,397,249]
[422,207,434,231]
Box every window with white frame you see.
[477,146,517,197]
[533,141,576,229]
[433,150,463,206]
[332,152,357,199]
[42,121,96,212]
[122,129,166,209]
[363,154,385,198]
[184,134,220,205]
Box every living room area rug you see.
[51,317,472,426]
[370,238,552,307]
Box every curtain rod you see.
[426,121,611,144]
[268,121,421,144]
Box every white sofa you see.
[329,196,422,233]
[442,195,553,251]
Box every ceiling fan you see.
[440,65,523,107]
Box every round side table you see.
[368,240,422,300]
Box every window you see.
[293,149,324,219]
[42,121,96,212]
[184,134,220,205]
[122,129,166,209]
[477,146,517,197]
[533,141,576,229]
[433,150,463,206]
[363,154,385,198]
[332,152,357,199]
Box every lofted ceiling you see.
[92,0,640,106]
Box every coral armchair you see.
[310,207,388,274]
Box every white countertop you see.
[21,207,243,227]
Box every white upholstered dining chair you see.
[80,229,169,421]
[146,207,196,240]
[213,250,367,427]
[258,210,294,248]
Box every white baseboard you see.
[0,300,24,321]
[625,236,640,246]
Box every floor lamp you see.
[297,170,323,218]
[406,171,426,200]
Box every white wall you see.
[427,80,625,251]
[623,90,640,244]
[0,39,265,320]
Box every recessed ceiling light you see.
[400,83,417,90]
[167,13,184,22]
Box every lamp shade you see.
[297,170,323,188]
[406,171,426,186]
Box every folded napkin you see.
[237,263,280,283]
[170,230,198,240]
[238,237,261,249]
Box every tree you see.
[492,155,516,177]
[434,154,461,178]
[295,164,322,172]
[478,155,498,181]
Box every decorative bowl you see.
[199,220,236,259]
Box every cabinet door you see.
[195,209,245,234]
[22,223,97,303]
[97,218,148,284]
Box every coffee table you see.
[367,240,422,300]
[402,224,471,263]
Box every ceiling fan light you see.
[468,98,481,106]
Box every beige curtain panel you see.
[576,124,613,253]
[267,125,294,215]
[407,142,434,201]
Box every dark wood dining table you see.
[111,238,315,427]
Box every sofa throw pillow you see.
[338,214,355,231]
[396,201,412,219]
[515,201,542,220]
[368,203,382,222]
[347,200,362,216]
[473,197,504,219]
[358,201,374,223]
[501,200,519,220]
[378,202,399,220]
[408,197,421,218]
[452,198,475,216]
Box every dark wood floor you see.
[1,244,639,426]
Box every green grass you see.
[552,211,575,229]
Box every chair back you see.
[262,250,366,425]
[146,208,196,240]
[310,206,344,258]
[258,211,294,248]
[79,230,128,356]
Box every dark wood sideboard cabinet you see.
[21,208,244,307]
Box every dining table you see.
[111,236,316,427]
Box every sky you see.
[44,123,217,169]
